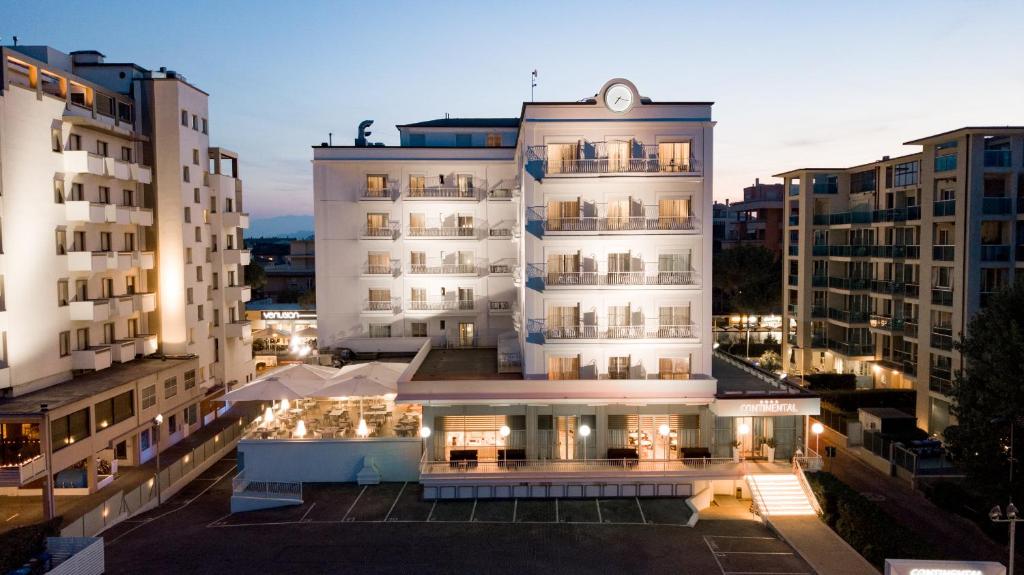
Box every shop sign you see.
[710,397,820,417]
[884,559,1005,575]
[261,310,316,320]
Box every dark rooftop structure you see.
[396,118,521,129]
[412,348,520,381]
[712,354,816,398]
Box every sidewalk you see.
[770,516,879,575]
[0,402,259,533]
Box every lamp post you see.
[152,414,163,505]
[40,404,55,520]
[990,503,1019,575]
[578,424,591,462]
[658,423,671,471]
[499,425,511,466]
[419,425,432,464]
[811,421,824,455]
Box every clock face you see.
[605,83,634,113]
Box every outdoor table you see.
[329,409,345,417]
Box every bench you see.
[680,447,712,459]
[448,449,478,470]
[496,449,526,468]
[607,448,639,467]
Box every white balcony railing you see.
[421,457,733,476]
[407,224,479,239]
[532,320,696,341]
[408,262,478,275]
[526,143,701,176]
[542,269,698,287]
[361,261,401,275]
[362,222,400,239]
[362,298,402,313]
[408,298,475,312]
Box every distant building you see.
[714,179,785,255]
[257,239,315,300]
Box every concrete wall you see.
[238,438,422,483]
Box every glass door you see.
[457,322,474,347]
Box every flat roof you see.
[712,355,815,398]
[396,118,520,129]
[412,348,520,381]
[860,407,915,419]
[0,357,193,416]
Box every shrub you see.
[807,472,938,568]
[759,350,782,372]
[0,517,62,573]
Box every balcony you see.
[984,149,1012,168]
[130,163,152,184]
[788,274,798,286]
[812,245,829,257]
[529,319,697,341]
[905,283,920,298]
[828,276,871,291]
[407,224,480,239]
[225,284,252,302]
[67,251,115,272]
[903,320,919,339]
[408,262,479,276]
[828,245,871,258]
[826,339,874,357]
[787,303,798,314]
[905,245,920,259]
[134,292,157,313]
[827,308,870,324]
[363,298,403,314]
[932,245,955,261]
[810,305,827,319]
[788,214,799,226]
[360,183,399,201]
[933,199,956,217]
[361,261,401,276]
[116,251,139,271]
[70,298,111,322]
[929,370,954,396]
[407,298,474,313]
[870,280,906,295]
[489,301,512,315]
[130,207,154,226]
[226,321,253,341]
[64,201,108,223]
[221,211,250,228]
[981,197,1012,216]
[530,206,698,234]
[869,314,905,332]
[72,346,112,371]
[104,157,132,180]
[489,222,515,239]
[362,223,399,239]
[870,245,910,258]
[931,288,954,307]
[406,186,481,201]
[63,150,106,176]
[115,296,134,317]
[872,208,908,223]
[930,326,954,350]
[110,340,137,363]
[488,188,516,200]
[823,211,873,225]
[140,251,155,270]
[222,248,252,266]
[526,142,701,176]
[537,267,699,289]
[134,333,158,356]
[981,244,1011,262]
[788,245,799,256]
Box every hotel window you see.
[659,356,691,379]
[192,114,198,130]
[456,174,473,195]
[123,188,135,207]
[455,133,471,146]
[55,229,67,255]
[117,101,133,124]
[192,149,199,165]
[70,183,84,201]
[100,232,112,252]
[57,280,69,306]
[201,118,208,134]
[658,141,691,172]
[124,232,135,251]
[659,305,692,330]
[142,384,156,409]
[546,142,580,174]
[181,110,189,126]
[164,376,178,399]
[51,408,90,452]
[410,322,427,337]
[187,287,194,305]
[366,212,389,234]
[52,129,62,152]
[184,207,191,223]
[409,175,425,196]
[486,133,502,147]
[94,390,134,432]
[893,161,919,187]
[69,134,81,151]
[213,308,220,327]
[101,278,113,298]
[102,323,115,344]
[195,226,202,242]
[121,146,132,162]
[935,153,957,173]
[126,275,136,295]
[196,265,204,282]
[186,404,198,425]
[547,355,580,380]
[59,331,71,357]
[197,304,204,321]
[366,174,387,197]
[368,323,391,338]
[608,356,630,379]
[169,414,179,434]
[98,186,111,204]
[194,187,201,203]
[186,247,193,264]
[73,231,86,252]
[658,198,691,229]
[185,369,196,390]
[54,180,65,203]
[75,279,88,302]
[76,328,90,350]
[96,140,108,157]
[183,165,190,183]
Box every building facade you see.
[0,45,253,495]
[779,127,1024,434]
[713,180,785,255]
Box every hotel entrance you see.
[712,415,801,460]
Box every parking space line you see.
[426,500,437,522]
[469,499,478,522]
[635,497,647,524]
[383,482,406,522]
[341,486,366,522]
[512,499,518,523]
[554,499,559,523]
[595,499,602,523]
[703,535,728,575]
[299,502,317,522]
[722,571,808,575]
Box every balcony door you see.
[457,288,473,310]
[366,175,387,197]
[456,174,473,195]
[658,141,691,172]
[607,305,634,338]
[456,322,474,347]
[368,251,390,274]
[546,305,580,338]
[546,143,579,174]
[546,356,580,381]
[409,251,425,273]
[547,252,580,285]
[658,356,691,380]
[366,212,388,231]
[368,288,390,309]
[658,252,691,284]
[659,305,691,336]
[409,175,425,196]
[546,199,579,230]
[658,198,691,229]
[606,140,630,172]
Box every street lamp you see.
[811,421,824,455]
[499,425,511,466]
[990,503,1019,575]
[418,425,432,463]
[578,424,591,461]
[152,413,164,505]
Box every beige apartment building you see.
[780,127,1024,434]
[0,45,253,496]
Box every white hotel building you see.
[314,80,820,496]
[0,45,253,496]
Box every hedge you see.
[0,517,62,574]
[806,472,939,569]
[818,388,916,414]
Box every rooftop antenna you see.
[328,132,333,146]
[531,70,538,102]
[12,35,18,46]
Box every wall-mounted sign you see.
[261,310,317,320]
[710,397,820,417]
[884,559,1005,575]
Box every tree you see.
[245,262,267,294]
[944,280,1024,500]
[712,245,782,314]
[759,350,782,372]
[297,289,316,308]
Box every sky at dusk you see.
[6,0,1024,218]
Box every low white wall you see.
[685,481,715,527]
[239,438,422,483]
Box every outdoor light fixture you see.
[152,413,164,505]
[279,398,291,412]
[153,413,164,426]
[991,503,1020,574]
[294,420,307,438]
[357,418,369,438]
[737,422,751,435]
[419,425,432,439]
[811,421,825,454]
[658,424,671,437]
[263,407,275,424]
[578,424,591,461]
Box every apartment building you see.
[717,179,785,255]
[779,127,1024,434]
[0,45,253,496]
[316,80,820,489]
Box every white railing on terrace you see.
[408,298,475,311]
[408,262,478,275]
[542,269,698,287]
[489,301,512,311]
[530,206,699,232]
[532,321,697,340]
[408,225,478,238]
[527,143,701,175]
[362,297,401,312]
[407,186,481,200]
[232,472,303,501]
[360,184,400,200]
[362,261,401,275]
[421,457,734,475]
[362,222,399,238]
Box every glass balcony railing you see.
[984,149,1012,168]
[788,274,799,286]
[904,283,920,298]
[929,372,954,396]
[933,199,956,217]
[931,289,954,307]
[812,214,829,226]
[981,244,1011,262]
[827,308,870,324]
[906,205,922,220]
[982,197,1013,215]
[810,305,827,319]
[829,245,871,257]
[870,280,906,295]
[829,276,870,291]
[870,314,905,331]
[827,339,874,356]
[788,245,799,256]
[788,214,800,226]
[812,245,829,257]
[933,245,955,261]
[812,275,829,288]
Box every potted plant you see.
[731,440,741,462]
[764,437,777,463]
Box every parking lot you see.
[102,452,813,574]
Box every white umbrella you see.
[254,327,291,339]
[224,363,342,401]
[294,326,318,338]
[313,362,405,398]
[223,377,309,401]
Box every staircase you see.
[746,474,817,518]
